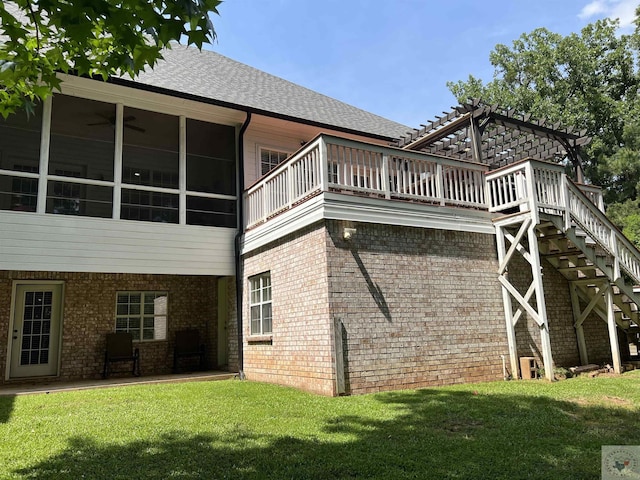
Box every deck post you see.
[436,164,445,206]
[495,223,520,379]
[494,211,555,382]
[318,136,329,193]
[382,154,391,199]
[569,283,589,365]
[605,285,622,374]
[527,222,554,381]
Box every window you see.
[48,95,114,217]
[0,104,42,212]
[249,273,272,335]
[260,148,289,176]
[186,119,236,226]
[115,292,168,341]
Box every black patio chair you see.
[102,332,140,378]
[173,329,206,373]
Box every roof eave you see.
[108,76,400,142]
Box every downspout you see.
[235,112,251,380]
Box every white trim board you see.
[242,192,497,254]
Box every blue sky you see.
[210,0,637,129]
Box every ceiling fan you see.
[87,114,146,133]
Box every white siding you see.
[0,211,236,275]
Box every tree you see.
[0,0,221,117]
[447,12,640,243]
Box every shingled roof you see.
[113,44,409,140]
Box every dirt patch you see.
[602,395,633,407]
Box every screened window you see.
[250,273,272,335]
[0,104,42,212]
[122,107,179,188]
[48,95,114,217]
[115,292,168,341]
[260,148,289,176]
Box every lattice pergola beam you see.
[401,113,471,151]
[398,100,590,177]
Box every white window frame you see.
[258,147,290,176]
[115,291,168,341]
[249,272,272,336]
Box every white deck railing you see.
[244,134,488,229]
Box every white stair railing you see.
[564,180,640,285]
[486,158,640,285]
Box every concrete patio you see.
[0,371,237,396]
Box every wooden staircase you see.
[538,220,640,338]
[486,159,640,378]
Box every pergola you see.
[395,99,591,183]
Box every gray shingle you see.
[124,45,409,139]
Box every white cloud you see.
[578,0,637,30]
[579,1,608,19]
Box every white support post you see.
[261,184,268,225]
[610,229,621,281]
[36,97,52,214]
[286,163,294,210]
[112,103,124,220]
[523,162,539,224]
[318,137,329,193]
[569,283,589,365]
[436,163,445,206]
[527,221,554,380]
[382,154,390,199]
[562,174,571,231]
[605,285,622,374]
[495,224,520,379]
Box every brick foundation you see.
[242,223,335,396]
[326,221,508,394]
[242,218,611,396]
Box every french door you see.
[9,283,63,378]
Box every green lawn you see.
[1,372,640,479]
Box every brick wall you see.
[242,222,335,396]
[582,314,614,364]
[326,220,508,395]
[0,271,223,386]
[240,218,614,396]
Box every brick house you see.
[1,44,638,395]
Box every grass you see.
[2,372,640,479]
